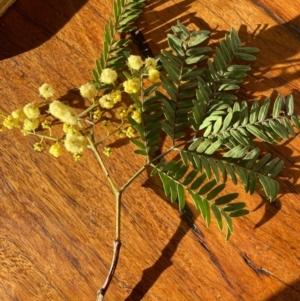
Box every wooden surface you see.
[0,0,300,300]
[0,0,16,16]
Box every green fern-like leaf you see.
[125,22,299,238]
[158,21,211,142]
[92,0,146,87]
[150,157,247,239]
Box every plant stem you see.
[86,134,118,196]
[96,239,122,301]
[78,101,99,118]
[85,123,180,299]
[26,132,58,141]
[120,145,176,192]
[84,132,123,300]
[94,120,124,146]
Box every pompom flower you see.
[131,110,141,124]
[39,83,55,99]
[3,115,18,129]
[127,55,144,70]
[12,109,26,121]
[49,143,62,157]
[145,57,157,69]
[64,131,87,154]
[110,90,122,104]
[49,100,77,125]
[23,118,39,131]
[23,103,40,119]
[100,68,118,84]
[99,94,114,109]
[93,109,102,120]
[125,126,135,138]
[79,82,97,99]
[116,106,128,119]
[148,69,160,82]
[123,78,140,94]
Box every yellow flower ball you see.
[23,118,39,131]
[3,115,18,129]
[100,68,118,84]
[125,126,135,138]
[145,58,157,69]
[23,103,40,119]
[49,143,62,157]
[127,55,144,70]
[116,106,128,119]
[131,110,141,124]
[39,83,55,99]
[73,153,83,162]
[12,109,26,121]
[123,78,140,94]
[79,82,97,99]
[93,109,102,121]
[64,131,87,154]
[41,120,52,129]
[102,120,111,127]
[99,94,114,109]
[110,90,122,104]
[148,69,160,82]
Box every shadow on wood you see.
[133,0,196,56]
[237,15,300,95]
[0,0,88,60]
[266,278,300,301]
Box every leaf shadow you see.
[123,214,193,301]
[131,0,199,57]
[237,15,300,94]
[60,88,86,109]
[124,166,233,300]
[0,0,88,60]
[252,199,282,229]
[265,278,300,301]
[125,136,202,301]
[244,131,300,229]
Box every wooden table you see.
[0,0,300,300]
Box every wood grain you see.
[0,0,300,300]
[0,0,16,16]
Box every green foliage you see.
[129,21,299,239]
[89,6,300,297]
[92,0,147,88]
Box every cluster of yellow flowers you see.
[127,55,160,82]
[0,83,87,161]
[79,54,160,156]
[0,54,160,160]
